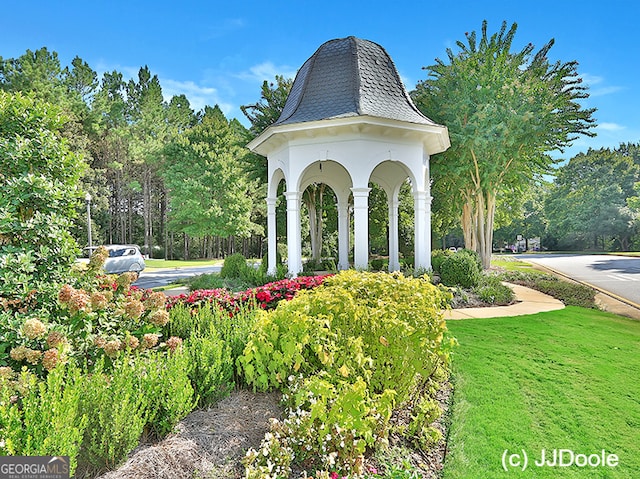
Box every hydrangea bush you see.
[1,247,182,375]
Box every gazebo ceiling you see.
[275,36,436,126]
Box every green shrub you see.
[431,249,453,274]
[0,91,86,298]
[534,279,596,308]
[259,250,284,275]
[2,258,172,377]
[0,366,87,476]
[78,358,149,472]
[237,271,454,477]
[496,270,596,308]
[459,248,482,270]
[245,375,395,476]
[238,262,267,286]
[137,350,196,437]
[220,253,248,279]
[440,251,482,288]
[186,328,234,407]
[187,272,227,290]
[406,397,443,450]
[168,302,256,366]
[473,276,515,305]
[370,258,386,271]
[239,271,453,476]
[238,271,451,404]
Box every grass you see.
[144,258,224,269]
[444,307,640,478]
[491,256,542,273]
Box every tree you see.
[0,91,86,297]
[163,106,254,254]
[413,20,596,267]
[545,147,640,251]
[127,66,168,257]
[241,75,293,183]
[493,182,548,251]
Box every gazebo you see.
[247,36,450,276]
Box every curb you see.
[531,262,640,312]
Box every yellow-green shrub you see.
[238,270,454,477]
[238,270,452,405]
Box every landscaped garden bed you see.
[1,249,455,479]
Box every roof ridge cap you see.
[351,37,363,115]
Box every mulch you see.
[96,389,282,479]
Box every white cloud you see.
[93,61,233,114]
[598,122,626,132]
[590,85,624,97]
[236,61,298,84]
[578,73,623,97]
[93,61,140,83]
[579,73,603,86]
[200,18,246,40]
[161,78,232,114]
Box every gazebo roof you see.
[274,36,436,126]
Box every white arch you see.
[250,118,445,275]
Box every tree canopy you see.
[0,91,85,296]
[413,20,596,267]
[164,106,255,240]
[546,146,640,251]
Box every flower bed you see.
[167,274,331,314]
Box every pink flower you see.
[330,473,339,479]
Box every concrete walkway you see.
[444,283,565,320]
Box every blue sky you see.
[2,0,638,160]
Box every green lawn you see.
[491,256,541,272]
[144,258,224,269]
[444,308,640,478]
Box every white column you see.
[424,156,432,271]
[414,190,430,271]
[351,187,371,270]
[337,198,350,270]
[285,191,303,277]
[388,193,400,271]
[266,197,277,275]
[426,194,433,270]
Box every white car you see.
[81,245,146,274]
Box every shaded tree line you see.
[492,143,640,252]
[1,48,259,259]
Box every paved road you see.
[133,265,221,290]
[519,254,640,307]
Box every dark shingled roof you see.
[275,36,435,126]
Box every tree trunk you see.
[161,187,168,260]
[143,167,153,258]
[460,192,476,251]
[304,184,325,261]
[461,188,497,269]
